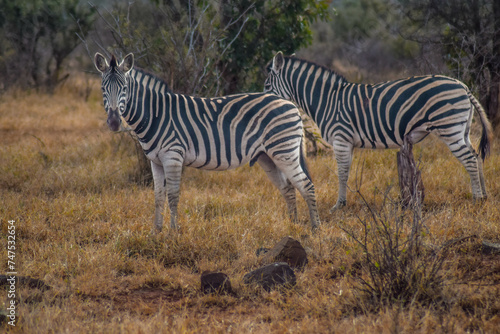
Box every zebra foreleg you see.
[160,156,184,230]
[330,142,354,212]
[256,154,298,222]
[151,161,167,232]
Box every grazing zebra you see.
[264,52,493,211]
[94,52,320,231]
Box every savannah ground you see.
[1,77,500,333]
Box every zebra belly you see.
[183,149,256,171]
[354,134,427,149]
[350,131,401,149]
[356,140,401,149]
[351,124,430,149]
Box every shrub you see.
[340,162,448,311]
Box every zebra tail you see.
[469,91,494,161]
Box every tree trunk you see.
[397,137,424,209]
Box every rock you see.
[243,262,296,291]
[260,236,308,269]
[482,240,500,255]
[200,271,232,295]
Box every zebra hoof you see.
[152,223,163,234]
[151,227,162,236]
[473,195,487,204]
[329,200,346,213]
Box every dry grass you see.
[1,78,500,333]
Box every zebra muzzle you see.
[107,108,121,132]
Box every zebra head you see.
[264,51,293,100]
[94,53,134,132]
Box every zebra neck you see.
[122,69,171,143]
[288,63,344,124]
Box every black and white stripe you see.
[265,52,493,210]
[94,53,319,231]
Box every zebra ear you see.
[272,51,285,73]
[94,53,109,73]
[120,53,134,73]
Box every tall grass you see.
[1,79,500,333]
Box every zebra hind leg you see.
[477,157,487,198]
[444,136,486,200]
[469,126,488,198]
[270,154,320,229]
[257,154,298,222]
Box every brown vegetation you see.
[1,78,499,333]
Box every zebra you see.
[94,52,320,231]
[264,52,493,211]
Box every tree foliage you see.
[299,0,423,82]
[218,0,330,93]
[89,0,240,96]
[0,0,95,92]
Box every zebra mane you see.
[284,55,347,84]
[132,66,172,92]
